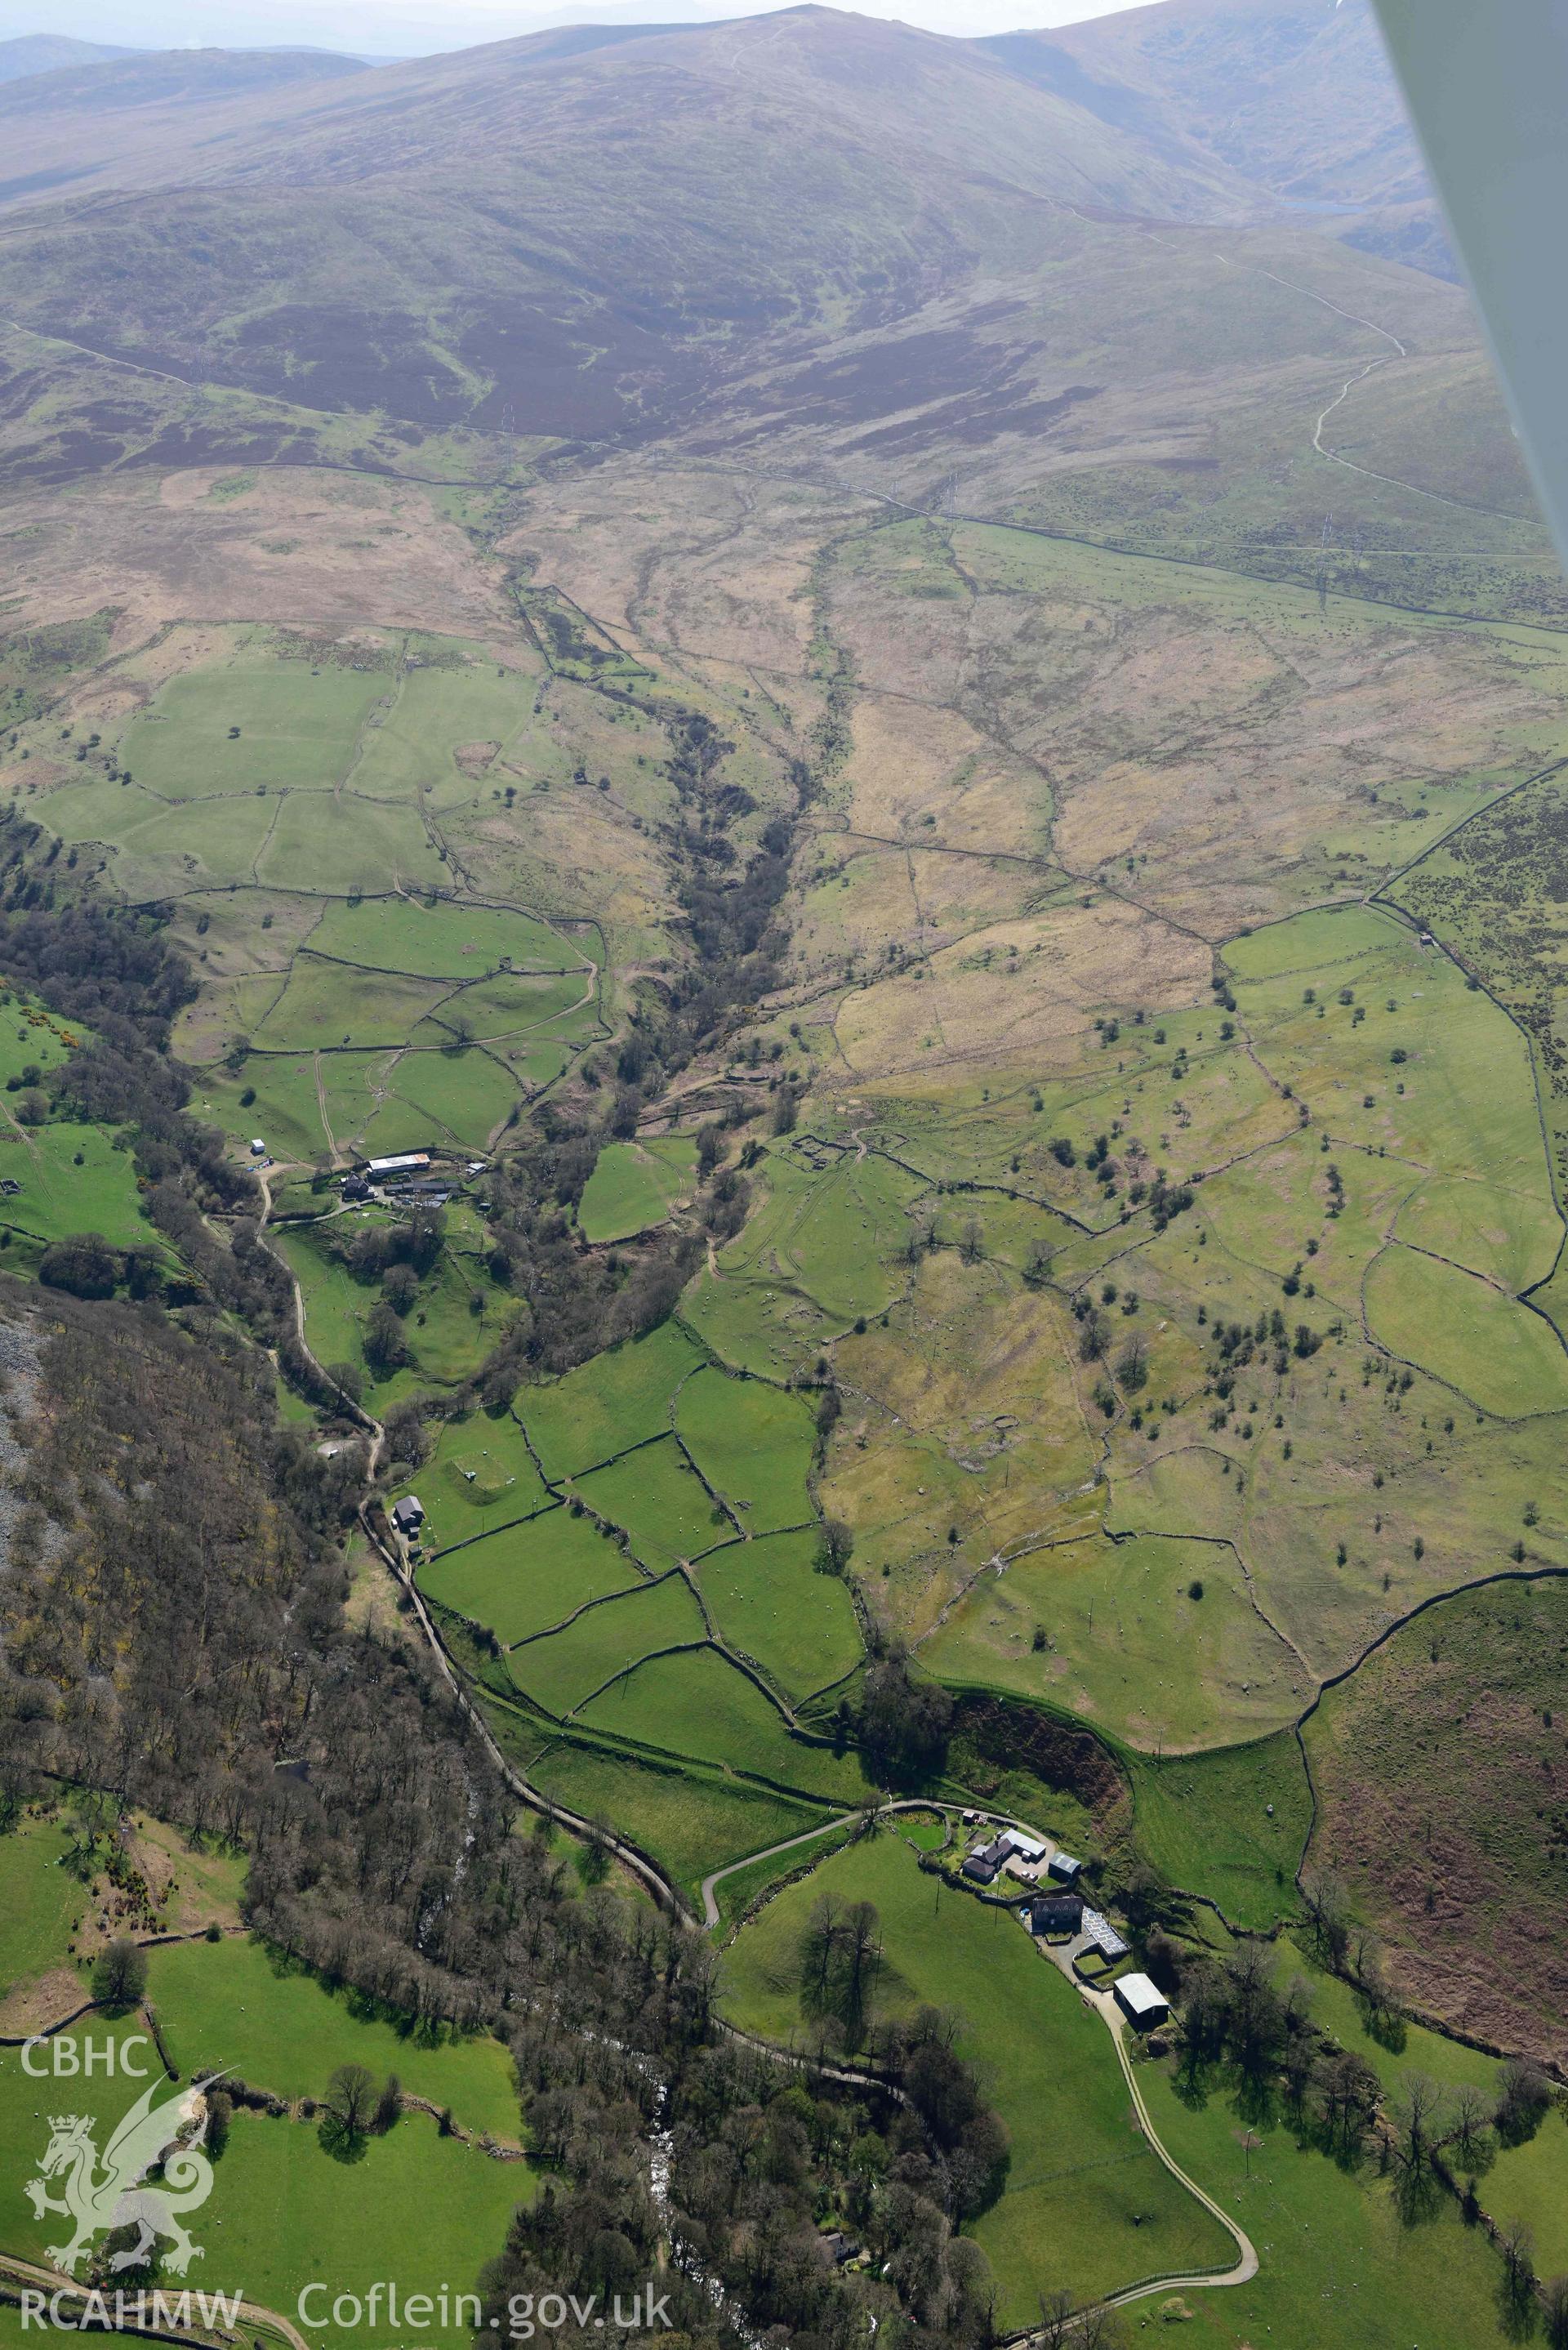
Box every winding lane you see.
[702,1801,1258,2331]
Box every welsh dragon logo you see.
[24,2073,223,2277]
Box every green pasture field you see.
[33,772,182,851]
[894,1809,951,1853]
[921,1192,1073,1280]
[779,1149,929,1322]
[519,1321,702,1479]
[521,1733,831,1902]
[1364,1243,1568,1417]
[675,1368,816,1533]
[0,992,81,1081]
[697,1530,862,1701]
[0,2008,528,2350]
[201,2107,531,2350]
[435,970,590,1035]
[252,962,452,1052]
[1275,1939,1498,2103]
[0,1808,248,1972]
[506,1572,706,1717]
[170,885,325,979]
[1395,1172,1563,1293]
[682,1259,840,1379]
[307,894,574,977]
[706,1817,861,1936]
[1227,905,1552,1202]
[117,649,389,800]
[270,1212,385,1372]
[573,1434,734,1567]
[54,784,280,894]
[1486,2109,1568,2279]
[256,792,444,896]
[204,1052,388,1162]
[1395,760,1568,1239]
[942,1037,1286,1232]
[825,1257,1102,1610]
[718,1834,1232,2321]
[1225,903,1412,983]
[420,1508,639,1648]
[856,1019,1214,1193]
[577,1646,867,1804]
[852,887,1568,1714]
[392,1254,507,1387]
[578,1137,696,1242]
[252,1172,323,1224]
[276,1228,497,1402]
[147,1936,521,2138]
[279,1213,454,1329]
[0,1815,80,1996]
[365,1042,519,1153]
[346,660,541,800]
[223,1019,545,1162]
[397,1416,555,1540]
[719,1145,926,1326]
[924,1532,1309,1754]
[350,1086,452,1163]
[277,1374,321,1424]
[483,1025,580,1091]
[0,1119,151,1251]
[1187,1126,1413,1323]
[1135,2058,1512,2350]
[1098,1270,1568,1683]
[1128,1732,1311,1929]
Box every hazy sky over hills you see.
[0,0,1140,58]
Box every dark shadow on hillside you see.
[1356,1990,1408,2055]
[1392,2157,1446,2227]
[1172,2049,1216,2111]
[799,1893,883,2053]
[258,1934,468,2048]
[317,2111,371,2165]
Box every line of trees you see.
[1165,1903,1567,2330]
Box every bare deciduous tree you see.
[1392,2071,1448,2175]
[1448,2080,1494,2172]
[324,2061,376,2142]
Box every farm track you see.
[1085,2007,1258,2317]
[310,1051,335,1157]
[698,1803,1259,2330]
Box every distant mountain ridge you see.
[0,32,395,91]
[0,0,1493,480]
[0,47,372,115]
[1009,0,1455,279]
[0,33,140,83]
